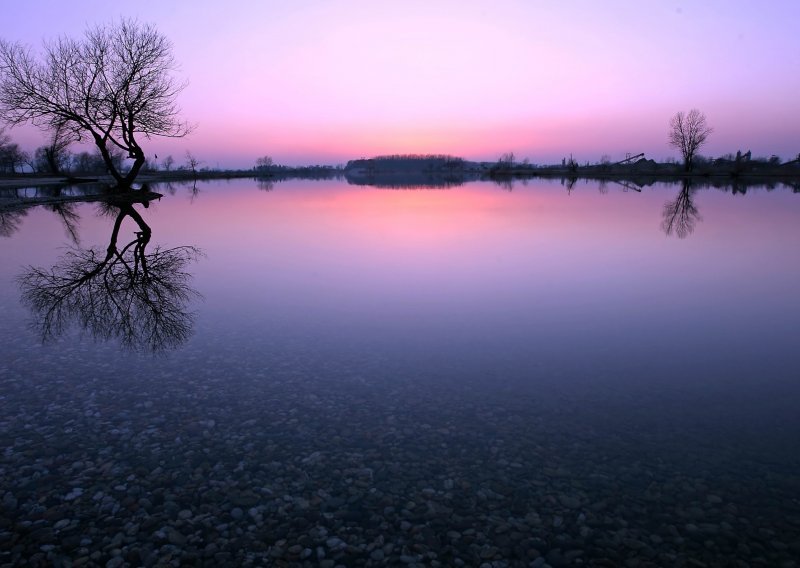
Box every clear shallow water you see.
[1,178,799,566]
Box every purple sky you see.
[3,0,799,167]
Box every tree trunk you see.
[122,155,145,188]
[93,136,125,188]
[45,149,60,175]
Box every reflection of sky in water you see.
[3,180,799,380]
[202,181,797,379]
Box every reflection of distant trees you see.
[493,177,514,191]
[561,177,577,193]
[18,199,201,352]
[0,201,80,240]
[0,206,27,237]
[257,178,275,192]
[345,176,463,190]
[48,202,81,244]
[662,180,701,238]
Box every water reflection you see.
[0,206,27,237]
[346,176,463,189]
[48,202,81,244]
[256,178,275,192]
[17,196,201,353]
[662,180,701,238]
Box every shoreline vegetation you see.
[1,176,798,219]
[342,153,800,184]
[3,151,797,200]
[1,152,799,207]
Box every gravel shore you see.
[2,332,799,568]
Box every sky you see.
[2,0,799,168]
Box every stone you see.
[558,495,580,509]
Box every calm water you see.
[1,178,799,566]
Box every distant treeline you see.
[254,164,343,181]
[346,154,466,173]
[487,151,800,178]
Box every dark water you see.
[1,178,799,567]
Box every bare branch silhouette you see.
[0,19,191,188]
[668,109,712,172]
[0,206,28,237]
[18,200,202,352]
[32,121,73,174]
[48,202,81,245]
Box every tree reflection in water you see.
[18,197,201,352]
[0,206,27,237]
[661,180,701,238]
[48,202,81,244]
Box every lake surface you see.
[1,177,799,566]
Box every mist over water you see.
[1,178,799,566]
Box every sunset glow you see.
[3,0,799,167]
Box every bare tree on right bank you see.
[668,109,712,172]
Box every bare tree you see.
[498,151,515,166]
[0,19,191,188]
[162,154,175,171]
[0,127,27,173]
[32,122,73,173]
[185,151,200,175]
[668,109,712,172]
[39,122,73,174]
[255,155,273,171]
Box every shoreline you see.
[1,169,798,210]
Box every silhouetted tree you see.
[69,148,123,175]
[662,180,701,238]
[18,199,201,352]
[33,122,73,174]
[498,152,515,166]
[71,151,102,174]
[0,127,27,173]
[668,109,712,171]
[255,155,274,171]
[162,155,175,171]
[0,19,191,188]
[185,151,200,175]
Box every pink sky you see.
[3,0,799,167]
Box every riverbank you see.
[0,170,255,190]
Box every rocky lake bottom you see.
[1,333,799,568]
